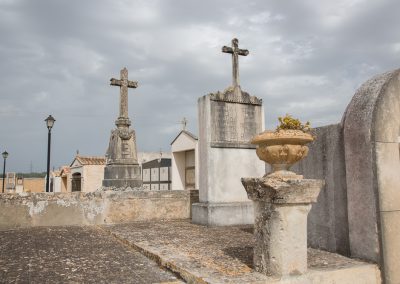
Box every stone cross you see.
[110,67,138,119]
[222,38,249,88]
[181,117,188,130]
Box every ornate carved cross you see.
[222,38,249,88]
[110,67,138,119]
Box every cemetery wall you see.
[292,124,350,256]
[0,190,199,230]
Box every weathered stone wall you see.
[292,124,350,256]
[0,190,199,230]
[342,69,400,284]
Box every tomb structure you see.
[171,119,199,191]
[102,67,142,188]
[294,68,400,283]
[192,38,265,226]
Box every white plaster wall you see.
[198,95,265,203]
[171,131,199,191]
[185,150,195,167]
[138,152,172,165]
[199,96,211,201]
[160,167,169,181]
[143,169,150,182]
[83,165,105,192]
[151,168,159,182]
[171,133,197,152]
[172,151,186,190]
[195,142,199,190]
[206,147,264,203]
[53,176,62,193]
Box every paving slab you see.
[0,226,181,284]
[102,220,381,284]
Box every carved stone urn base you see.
[265,169,303,179]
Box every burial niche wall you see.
[343,68,400,284]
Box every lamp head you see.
[2,151,8,159]
[45,115,56,129]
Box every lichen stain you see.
[28,201,48,216]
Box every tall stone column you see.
[242,177,323,277]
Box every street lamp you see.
[45,115,55,193]
[2,151,8,193]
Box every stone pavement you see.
[0,221,380,284]
[102,220,381,284]
[0,226,181,284]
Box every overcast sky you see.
[1,0,399,172]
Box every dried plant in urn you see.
[251,114,314,178]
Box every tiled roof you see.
[75,156,106,165]
[60,166,70,176]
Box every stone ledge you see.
[0,190,198,229]
[242,177,324,204]
[192,202,254,226]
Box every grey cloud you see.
[1,0,400,172]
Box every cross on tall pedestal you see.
[110,67,138,119]
[222,38,249,88]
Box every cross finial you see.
[158,148,163,163]
[110,67,138,121]
[222,38,249,88]
[181,117,188,131]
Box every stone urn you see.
[251,129,314,177]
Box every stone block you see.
[380,210,400,284]
[103,164,142,188]
[194,92,264,226]
[254,201,311,276]
[242,177,323,277]
[375,142,400,211]
[191,202,254,226]
[292,124,350,255]
[0,190,195,229]
[372,72,400,143]
[201,147,264,203]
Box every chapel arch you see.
[343,68,400,284]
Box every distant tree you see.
[17,172,47,178]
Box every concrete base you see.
[191,202,254,226]
[102,164,142,188]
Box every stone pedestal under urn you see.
[242,128,324,277]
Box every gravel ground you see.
[0,226,181,284]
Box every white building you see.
[170,130,199,190]
[69,155,106,192]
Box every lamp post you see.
[2,151,8,193]
[45,115,55,193]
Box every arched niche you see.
[343,69,400,284]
